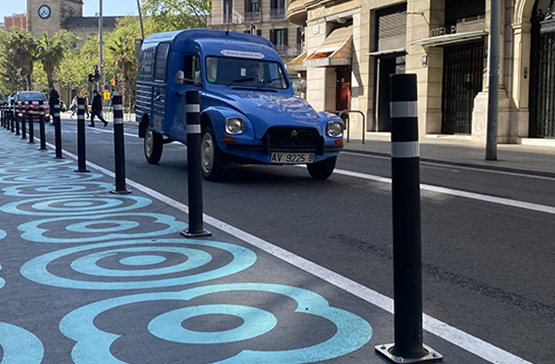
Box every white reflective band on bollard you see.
[54,113,60,117]
[114,118,123,125]
[390,101,418,118]
[186,124,201,134]
[391,141,420,158]
[185,104,200,113]
[78,105,85,109]
[113,105,123,111]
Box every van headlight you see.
[327,121,343,137]
[225,117,244,134]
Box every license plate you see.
[270,153,314,164]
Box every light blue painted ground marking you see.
[0,172,103,184]
[70,246,212,277]
[3,182,114,197]
[60,283,372,364]
[21,239,257,289]
[66,220,140,233]
[18,213,187,243]
[149,304,277,344]
[63,201,95,207]
[0,229,5,241]
[120,255,166,266]
[0,264,4,289]
[1,195,151,216]
[0,322,44,363]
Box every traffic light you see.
[88,73,94,83]
[93,70,101,82]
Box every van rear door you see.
[152,42,170,132]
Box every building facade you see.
[3,13,28,30]
[209,0,304,66]
[287,0,555,143]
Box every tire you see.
[144,126,163,164]
[201,126,227,181]
[307,156,337,180]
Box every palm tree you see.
[6,29,36,90]
[107,34,136,109]
[35,32,65,88]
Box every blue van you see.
[136,29,344,180]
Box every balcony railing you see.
[244,11,262,23]
[273,44,302,57]
[263,9,285,22]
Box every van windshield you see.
[205,56,289,89]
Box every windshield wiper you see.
[226,77,257,87]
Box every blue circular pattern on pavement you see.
[0,322,44,363]
[1,195,151,216]
[120,255,166,266]
[21,239,257,290]
[0,229,5,241]
[149,304,277,344]
[0,172,103,184]
[0,160,75,174]
[70,246,212,277]
[18,213,187,243]
[59,283,372,364]
[0,264,4,290]
[3,182,114,197]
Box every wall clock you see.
[38,5,51,19]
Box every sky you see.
[1,0,139,19]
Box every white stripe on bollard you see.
[390,101,418,118]
[185,104,200,113]
[113,105,123,111]
[186,124,201,134]
[391,141,420,158]
[114,118,123,125]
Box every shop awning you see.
[303,26,352,67]
[411,31,487,47]
[286,51,307,71]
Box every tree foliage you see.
[142,0,211,31]
[35,32,65,87]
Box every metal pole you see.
[21,102,27,140]
[27,102,35,143]
[75,98,89,172]
[99,0,105,110]
[375,74,442,364]
[38,101,47,150]
[181,90,211,238]
[15,102,20,136]
[53,103,64,159]
[111,95,130,194]
[486,0,500,160]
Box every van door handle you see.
[155,91,162,101]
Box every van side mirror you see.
[175,70,185,84]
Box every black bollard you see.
[15,102,20,136]
[1,103,4,128]
[53,103,64,159]
[75,98,89,172]
[181,90,211,238]
[28,102,35,144]
[110,95,130,194]
[38,101,47,150]
[10,104,15,133]
[21,102,27,140]
[375,74,442,363]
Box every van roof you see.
[143,28,274,49]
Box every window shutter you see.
[283,28,288,46]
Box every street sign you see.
[104,84,109,92]
[100,60,105,69]
[104,92,110,100]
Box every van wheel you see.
[201,126,227,181]
[307,156,337,180]
[144,126,163,164]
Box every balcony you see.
[208,14,244,26]
[244,11,262,23]
[263,9,286,22]
[273,44,303,57]
[286,0,309,25]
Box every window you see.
[138,46,155,80]
[183,54,202,86]
[205,56,289,89]
[223,0,233,23]
[245,0,259,13]
[154,42,170,81]
[270,29,288,52]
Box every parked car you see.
[14,91,50,122]
[136,29,345,181]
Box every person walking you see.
[48,85,59,126]
[90,90,108,127]
[70,96,78,118]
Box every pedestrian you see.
[84,95,90,118]
[48,84,59,126]
[70,96,78,118]
[90,90,108,127]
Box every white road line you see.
[342,150,555,181]
[333,168,555,215]
[50,143,533,364]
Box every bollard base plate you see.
[74,169,90,173]
[375,344,443,363]
[181,229,212,238]
[110,189,132,195]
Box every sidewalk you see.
[344,132,555,176]
[0,126,529,363]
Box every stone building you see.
[287,0,555,143]
[209,0,304,67]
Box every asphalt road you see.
[42,118,555,364]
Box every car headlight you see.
[327,121,343,137]
[225,117,244,134]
